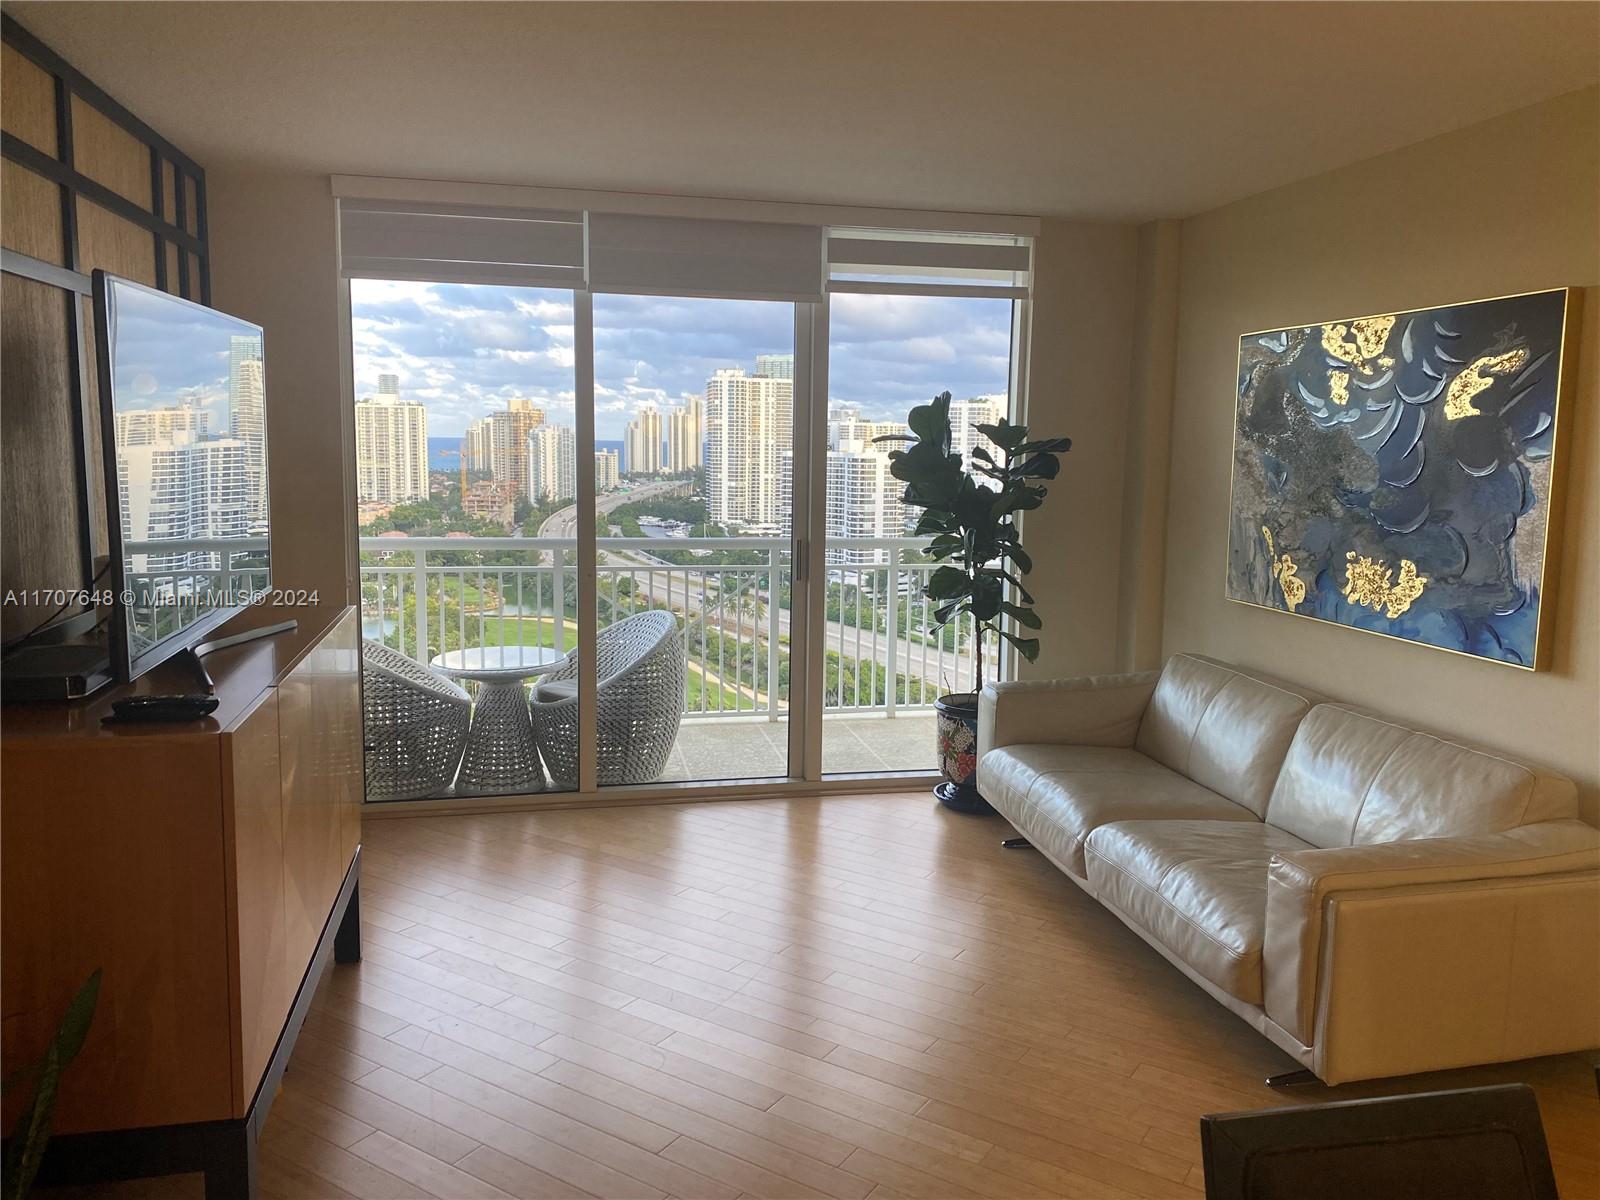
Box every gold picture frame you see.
[1224,287,1581,671]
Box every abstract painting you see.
[1226,288,1576,669]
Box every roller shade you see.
[336,194,1025,300]
[588,212,823,302]
[339,199,585,287]
[827,228,1031,297]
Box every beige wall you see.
[1020,218,1141,680]
[207,168,354,610]
[201,182,1145,688]
[1115,219,1182,672]
[1162,88,1600,816]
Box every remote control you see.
[104,693,220,724]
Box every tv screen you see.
[94,272,271,682]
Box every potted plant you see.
[877,392,1070,812]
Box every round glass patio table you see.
[431,645,566,794]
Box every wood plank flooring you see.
[47,793,1600,1199]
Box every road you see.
[611,566,988,695]
[536,479,691,538]
[533,483,988,691]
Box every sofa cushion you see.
[979,744,1259,878]
[1266,703,1580,849]
[1084,819,1314,1004]
[1134,654,1319,819]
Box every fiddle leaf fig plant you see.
[876,392,1070,694]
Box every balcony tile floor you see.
[658,712,937,781]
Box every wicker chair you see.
[530,610,685,788]
[361,640,472,801]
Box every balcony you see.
[359,534,980,788]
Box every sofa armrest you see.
[977,670,1160,758]
[1263,820,1600,1047]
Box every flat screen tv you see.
[93,271,271,683]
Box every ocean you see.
[429,436,624,471]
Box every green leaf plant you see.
[875,392,1070,696]
[2,969,101,1200]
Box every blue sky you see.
[350,280,1013,439]
[108,281,256,424]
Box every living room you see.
[1,3,1597,1198]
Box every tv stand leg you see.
[334,878,362,964]
[201,1120,257,1200]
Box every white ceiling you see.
[7,1,1598,221]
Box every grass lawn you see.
[463,614,745,710]
[685,667,748,713]
[465,616,578,652]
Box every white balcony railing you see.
[122,537,272,650]
[358,535,982,720]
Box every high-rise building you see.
[755,353,794,381]
[827,403,906,451]
[377,373,399,398]
[704,367,791,531]
[463,418,491,472]
[526,424,577,503]
[461,480,517,529]
[354,386,428,504]
[818,437,909,564]
[117,429,250,576]
[667,395,703,474]
[461,399,546,495]
[948,395,1006,473]
[115,403,208,447]
[228,334,267,525]
[624,402,662,476]
[792,404,916,562]
[595,449,620,492]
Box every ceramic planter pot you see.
[933,691,991,813]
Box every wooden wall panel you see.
[0,160,63,263]
[160,159,176,225]
[76,197,157,286]
[184,173,199,236]
[1,40,56,153]
[2,18,208,633]
[0,274,81,640]
[71,94,151,209]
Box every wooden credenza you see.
[1,604,363,1197]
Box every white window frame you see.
[335,176,1037,808]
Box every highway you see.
[535,479,691,538]
[531,483,986,692]
[601,560,985,696]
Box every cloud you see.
[105,281,257,417]
[350,280,1014,437]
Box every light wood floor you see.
[54,793,1600,1199]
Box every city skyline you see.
[350,279,1013,440]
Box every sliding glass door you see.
[817,294,1018,775]
[352,278,584,797]
[343,195,1032,802]
[590,294,796,784]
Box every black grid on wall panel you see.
[1,13,211,596]
[1,12,210,301]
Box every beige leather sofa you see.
[977,653,1600,1085]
